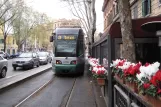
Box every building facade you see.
[0,33,18,55]
[53,19,81,30]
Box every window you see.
[113,1,118,16]
[0,39,4,44]
[142,0,151,16]
[133,5,138,19]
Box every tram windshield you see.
[55,39,76,57]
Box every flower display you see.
[88,56,107,79]
[88,56,99,67]
[136,62,160,82]
[111,58,161,97]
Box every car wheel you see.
[13,67,16,70]
[0,68,7,78]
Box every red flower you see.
[144,62,150,67]
[143,83,150,89]
[155,70,161,81]
[117,60,126,67]
[150,75,157,86]
[157,89,161,94]
[130,63,141,75]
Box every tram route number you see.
[58,35,75,40]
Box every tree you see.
[118,0,136,62]
[29,14,53,51]
[0,0,24,52]
[60,0,96,55]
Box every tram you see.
[50,27,85,75]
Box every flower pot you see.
[114,75,125,84]
[97,78,105,86]
[126,82,138,93]
[142,95,161,107]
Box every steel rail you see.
[14,76,55,107]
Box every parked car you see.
[12,52,40,70]
[10,52,22,58]
[0,56,8,78]
[37,52,52,65]
[0,51,10,59]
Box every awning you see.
[108,16,161,38]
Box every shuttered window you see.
[142,0,151,17]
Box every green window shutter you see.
[142,0,145,16]
[148,0,151,14]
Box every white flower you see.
[110,59,121,67]
[136,72,145,83]
[118,61,131,70]
[138,62,160,80]
[92,66,98,72]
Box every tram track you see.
[12,74,78,107]
[65,78,77,107]
[14,76,55,107]
[13,76,78,107]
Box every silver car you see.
[0,56,8,78]
[12,52,40,70]
[37,52,50,65]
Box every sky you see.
[26,0,104,32]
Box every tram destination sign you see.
[57,35,75,40]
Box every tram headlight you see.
[70,60,76,64]
[56,60,62,64]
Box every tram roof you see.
[55,28,82,34]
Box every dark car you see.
[0,56,8,78]
[12,52,40,70]
[10,52,22,58]
[37,52,52,65]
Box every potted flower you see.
[92,65,107,86]
[136,62,161,106]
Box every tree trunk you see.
[3,38,6,52]
[3,34,7,52]
[118,0,136,62]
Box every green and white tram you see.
[50,27,85,75]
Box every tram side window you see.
[77,40,83,56]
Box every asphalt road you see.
[0,69,106,107]
[0,70,54,107]
[19,74,98,107]
[6,58,52,78]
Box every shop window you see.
[135,43,159,64]
[142,0,151,17]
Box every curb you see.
[0,66,52,91]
